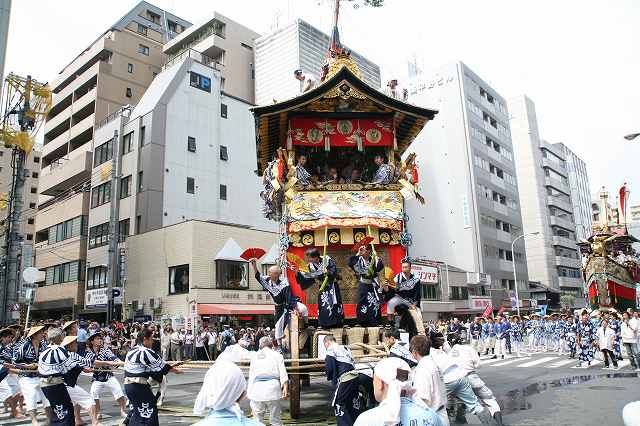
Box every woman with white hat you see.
[353,357,444,426]
[13,325,48,426]
[192,360,263,425]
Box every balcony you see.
[43,129,70,157]
[34,281,83,306]
[487,147,502,163]
[550,216,576,231]
[52,33,113,94]
[35,191,89,232]
[493,201,508,216]
[554,256,581,269]
[552,235,578,248]
[490,174,505,189]
[558,276,584,289]
[44,107,72,135]
[39,151,92,196]
[35,236,86,270]
[544,176,570,193]
[496,230,512,244]
[72,87,97,114]
[53,60,102,105]
[547,196,573,213]
[542,158,567,177]
[70,113,95,141]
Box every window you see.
[140,126,146,146]
[94,139,113,166]
[45,261,83,285]
[137,23,147,35]
[187,177,195,194]
[32,172,38,178]
[136,215,142,234]
[241,42,253,50]
[219,145,228,161]
[215,260,248,289]
[91,182,111,208]
[187,136,196,152]
[167,20,178,33]
[89,222,109,249]
[26,234,33,241]
[423,284,439,300]
[119,219,130,242]
[86,265,108,289]
[127,63,134,73]
[30,187,37,194]
[146,10,161,24]
[126,87,133,98]
[48,216,86,244]
[27,218,34,225]
[220,184,227,200]
[220,77,226,91]
[138,44,149,56]
[221,103,227,118]
[29,202,35,209]
[189,72,211,92]
[120,175,132,199]
[137,171,143,192]
[169,264,189,294]
[122,131,134,154]
[33,156,40,163]
[450,286,469,300]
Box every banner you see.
[289,117,394,148]
[482,304,493,318]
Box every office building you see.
[163,12,260,104]
[254,19,381,106]
[509,95,583,299]
[406,62,529,307]
[558,143,592,240]
[125,220,276,324]
[630,204,640,252]
[33,2,191,319]
[83,49,273,317]
[0,0,10,98]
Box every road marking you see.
[491,359,522,367]
[547,358,576,368]
[517,356,557,367]
[480,357,513,365]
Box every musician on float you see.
[349,242,385,327]
[295,248,344,328]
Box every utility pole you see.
[106,127,122,323]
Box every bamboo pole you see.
[289,313,300,419]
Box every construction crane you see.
[0,73,51,323]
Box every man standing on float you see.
[349,244,385,326]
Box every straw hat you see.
[0,328,15,338]
[61,335,78,348]
[62,320,78,331]
[87,331,103,343]
[26,325,45,338]
[590,309,601,318]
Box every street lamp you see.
[511,231,540,317]
[623,133,640,141]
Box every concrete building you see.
[125,220,276,325]
[33,2,191,319]
[163,12,260,104]
[83,50,273,318]
[406,62,529,308]
[630,204,640,252]
[254,19,381,106]
[558,143,592,240]
[0,0,10,98]
[509,95,583,299]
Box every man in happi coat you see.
[295,248,344,328]
[349,244,385,327]
[371,154,392,185]
[386,259,424,335]
[576,312,597,368]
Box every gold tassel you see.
[324,120,330,151]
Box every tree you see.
[353,0,385,7]
[560,294,576,309]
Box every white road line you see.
[547,358,576,368]
[490,359,522,367]
[480,357,513,365]
[517,356,557,367]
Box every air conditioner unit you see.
[131,299,139,311]
[149,298,162,309]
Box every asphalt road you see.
[2,350,638,425]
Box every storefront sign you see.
[85,287,123,308]
[469,298,492,310]
[467,272,492,286]
[411,264,439,284]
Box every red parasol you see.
[351,236,374,252]
[240,248,266,261]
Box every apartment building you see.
[558,143,592,240]
[254,19,381,106]
[33,2,191,319]
[406,62,529,308]
[83,50,273,318]
[0,0,10,98]
[509,95,583,300]
[163,12,260,104]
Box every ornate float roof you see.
[251,65,438,173]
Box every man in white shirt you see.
[597,319,619,369]
[429,333,497,425]
[409,335,449,426]
[207,328,218,360]
[447,334,503,425]
[161,326,171,361]
[248,336,288,426]
[294,68,317,93]
[169,328,183,361]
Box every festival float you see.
[579,186,640,312]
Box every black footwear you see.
[491,355,497,359]
[494,411,504,426]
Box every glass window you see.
[221,103,227,118]
[169,264,189,294]
[90,182,111,208]
[137,171,143,192]
[220,145,228,161]
[127,63,134,73]
[120,175,132,199]
[87,265,108,289]
[187,177,195,194]
[215,260,248,289]
[126,88,133,98]
[89,222,109,249]
[220,184,227,200]
[187,136,196,152]
[140,126,146,146]
[122,131,134,154]
[94,139,113,166]
[137,23,147,35]
[138,44,149,55]
[422,284,439,300]
[119,219,130,242]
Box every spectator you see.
[247,336,288,426]
[597,319,619,370]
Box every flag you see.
[619,183,629,223]
[497,306,506,316]
[482,304,493,318]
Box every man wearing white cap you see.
[353,357,443,426]
[247,336,288,426]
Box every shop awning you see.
[197,304,275,316]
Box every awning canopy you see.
[197,304,275,316]
[214,238,245,262]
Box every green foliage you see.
[560,294,576,308]
[350,0,385,8]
